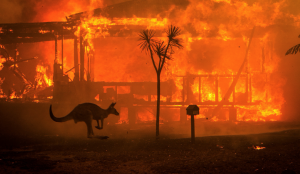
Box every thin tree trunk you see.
[156,72,160,138]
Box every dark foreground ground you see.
[0,103,300,173]
[0,128,300,174]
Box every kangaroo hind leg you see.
[95,119,102,130]
[85,111,94,138]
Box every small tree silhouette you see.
[139,25,183,138]
[286,35,300,55]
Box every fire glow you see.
[1,0,298,124]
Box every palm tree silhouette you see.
[139,25,183,138]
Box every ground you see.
[0,103,300,173]
[0,128,300,173]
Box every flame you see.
[35,64,53,88]
[77,16,168,52]
[38,30,51,34]
[9,91,20,100]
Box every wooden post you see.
[55,34,58,62]
[191,114,195,143]
[90,51,95,82]
[182,77,185,103]
[80,28,85,81]
[87,48,90,81]
[74,36,79,81]
[54,35,58,82]
[61,28,64,74]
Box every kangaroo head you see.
[108,102,119,116]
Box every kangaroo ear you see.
[110,102,116,107]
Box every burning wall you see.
[1,0,300,122]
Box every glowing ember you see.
[248,145,266,150]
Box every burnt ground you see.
[0,103,300,173]
[1,129,300,174]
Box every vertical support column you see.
[90,51,95,82]
[61,28,64,74]
[54,35,58,82]
[80,28,85,81]
[191,114,195,144]
[87,49,90,81]
[215,76,219,102]
[55,34,58,61]
[73,36,79,81]
[182,77,185,103]
[53,34,58,101]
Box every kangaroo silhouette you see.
[49,102,119,138]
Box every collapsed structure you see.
[0,0,293,125]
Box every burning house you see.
[0,0,298,127]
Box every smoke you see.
[0,0,23,23]
[0,0,102,23]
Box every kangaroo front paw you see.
[95,126,102,130]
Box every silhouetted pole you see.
[80,28,85,81]
[186,105,199,144]
[61,28,64,74]
[191,114,195,143]
[74,36,79,81]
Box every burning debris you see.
[248,145,266,150]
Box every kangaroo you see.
[49,102,119,138]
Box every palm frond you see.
[166,25,183,49]
[286,44,300,55]
[166,25,181,39]
[138,29,156,53]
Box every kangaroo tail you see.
[49,105,73,122]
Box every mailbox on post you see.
[186,105,199,115]
[186,105,199,143]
